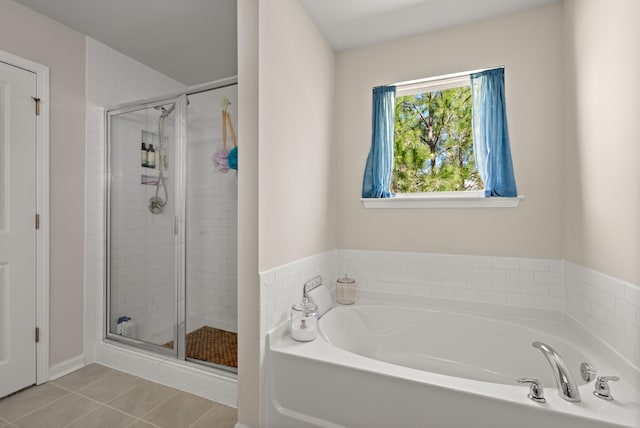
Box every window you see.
[393,75,482,193]
[362,67,519,208]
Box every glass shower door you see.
[184,85,238,372]
[106,84,237,372]
[106,98,179,353]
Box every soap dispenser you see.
[290,297,318,342]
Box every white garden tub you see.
[266,304,640,428]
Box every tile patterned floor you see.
[0,364,237,428]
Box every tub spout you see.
[532,341,581,402]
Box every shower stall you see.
[105,80,238,372]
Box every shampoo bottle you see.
[147,144,156,168]
[141,142,148,167]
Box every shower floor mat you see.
[164,326,238,368]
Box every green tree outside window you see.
[392,86,483,193]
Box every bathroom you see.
[0,0,638,427]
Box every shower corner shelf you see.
[141,172,170,185]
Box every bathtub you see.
[266,303,640,428]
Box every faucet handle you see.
[593,375,619,401]
[580,362,596,382]
[517,378,546,403]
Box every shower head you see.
[155,103,175,119]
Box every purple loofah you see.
[213,147,229,173]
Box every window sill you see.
[361,192,523,209]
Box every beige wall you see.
[258,0,337,271]
[336,4,564,259]
[563,0,640,285]
[237,0,260,426]
[0,0,86,367]
[241,1,337,424]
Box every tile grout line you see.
[49,375,147,428]
[55,369,216,428]
[59,402,107,428]
[125,416,163,428]
[50,380,90,394]
[186,403,220,428]
[129,388,181,425]
[4,387,71,425]
[103,401,160,421]
[51,371,137,426]
[5,368,227,428]
[58,385,182,428]
[51,370,115,392]
[63,387,157,426]
[72,382,139,408]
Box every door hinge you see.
[31,97,41,115]
[35,213,40,230]
[35,327,40,343]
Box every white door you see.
[0,60,37,398]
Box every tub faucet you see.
[532,341,581,402]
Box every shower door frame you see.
[104,77,238,370]
[105,94,184,358]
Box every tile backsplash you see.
[261,249,639,369]
[565,262,640,369]
[260,251,337,333]
[337,249,563,310]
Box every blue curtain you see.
[362,86,396,198]
[470,68,517,197]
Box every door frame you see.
[0,49,50,385]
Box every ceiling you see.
[299,0,560,51]
[12,0,558,85]
[13,0,237,86]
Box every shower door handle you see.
[174,216,178,235]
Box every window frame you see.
[362,68,522,209]
[396,75,470,97]
[361,191,522,208]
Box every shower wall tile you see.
[86,38,186,110]
[85,38,238,403]
[108,110,176,344]
[186,86,238,334]
[84,104,105,361]
[85,37,187,350]
[86,40,239,346]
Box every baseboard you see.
[48,354,85,381]
[235,424,253,428]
